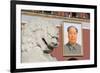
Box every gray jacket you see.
[63,43,82,56]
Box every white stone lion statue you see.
[21,21,59,63]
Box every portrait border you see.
[62,21,83,57]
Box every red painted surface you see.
[51,27,90,61]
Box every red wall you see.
[51,27,90,61]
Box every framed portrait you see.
[63,22,83,56]
[10,0,97,72]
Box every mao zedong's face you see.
[68,27,77,45]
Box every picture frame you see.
[63,22,83,57]
[10,0,97,72]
